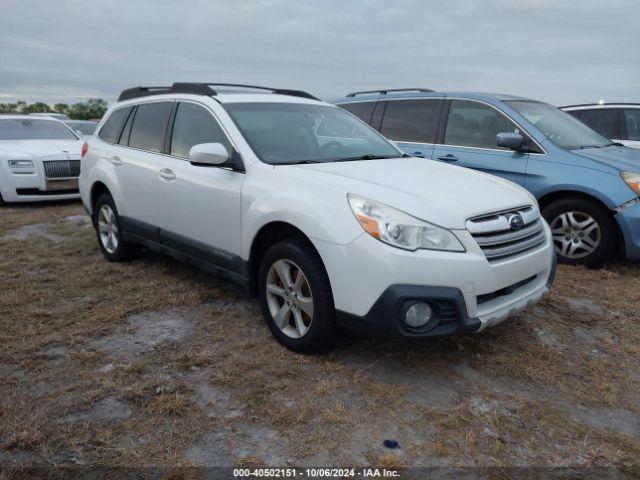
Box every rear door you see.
[622,108,640,148]
[378,98,443,158]
[569,108,623,143]
[431,99,530,185]
[115,101,173,232]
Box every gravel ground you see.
[0,202,638,478]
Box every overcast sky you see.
[1,0,638,106]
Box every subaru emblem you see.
[509,213,525,231]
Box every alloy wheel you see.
[265,259,314,339]
[98,204,119,254]
[550,211,601,259]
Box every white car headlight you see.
[8,160,34,169]
[621,171,640,196]
[347,194,465,252]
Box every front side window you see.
[170,102,232,158]
[128,102,173,153]
[98,107,132,143]
[0,119,78,141]
[223,102,399,165]
[338,102,376,124]
[380,99,441,143]
[624,109,640,141]
[569,108,620,140]
[444,100,519,150]
[507,101,611,150]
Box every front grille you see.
[43,160,80,178]
[466,206,546,262]
[476,275,537,305]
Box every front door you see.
[431,99,529,185]
[156,101,245,273]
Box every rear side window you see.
[338,102,376,124]
[129,102,173,153]
[380,99,441,143]
[444,100,519,150]
[170,102,232,158]
[569,108,621,140]
[98,107,132,143]
[623,109,640,141]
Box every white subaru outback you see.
[80,83,556,353]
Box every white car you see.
[562,103,640,148]
[0,115,83,203]
[65,120,99,139]
[80,83,556,352]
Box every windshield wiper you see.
[279,159,325,165]
[604,142,624,147]
[332,154,394,162]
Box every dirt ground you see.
[0,202,639,477]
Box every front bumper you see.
[0,161,80,203]
[314,223,556,339]
[336,258,555,339]
[615,197,640,259]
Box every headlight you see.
[8,160,34,169]
[347,194,465,252]
[621,172,640,196]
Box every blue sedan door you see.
[377,98,445,159]
[431,99,529,185]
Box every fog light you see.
[404,302,434,328]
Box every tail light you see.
[81,142,88,158]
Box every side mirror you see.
[189,143,230,166]
[497,132,524,150]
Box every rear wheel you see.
[542,197,616,266]
[258,239,336,353]
[93,193,141,262]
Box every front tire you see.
[93,193,141,262]
[542,197,616,266]
[258,239,336,353]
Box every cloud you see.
[0,0,638,106]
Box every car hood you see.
[571,145,640,173]
[290,157,537,229]
[0,139,83,158]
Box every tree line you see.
[0,99,108,120]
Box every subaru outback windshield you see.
[506,101,611,150]
[0,119,78,141]
[224,102,400,165]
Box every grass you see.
[0,201,639,472]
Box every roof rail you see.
[345,88,434,98]
[117,83,319,102]
[561,102,640,109]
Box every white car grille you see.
[466,206,546,262]
[43,159,81,178]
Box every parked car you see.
[30,113,71,121]
[335,89,640,266]
[80,83,555,352]
[65,120,99,138]
[562,103,640,149]
[0,115,83,203]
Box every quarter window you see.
[444,100,519,150]
[569,108,620,140]
[128,102,173,153]
[380,100,440,143]
[98,106,132,144]
[170,103,231,158]
[338,102,376,124]
[623,109,640,141]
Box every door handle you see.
[109,156,122,166]
[412,151,425,158]
[437,154,458,162]
[158,168,176,181]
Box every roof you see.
[561,102,640,109]
[0,114,64,121]
[333,90,535,104]
[117,83,321,104]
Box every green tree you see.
[54,103,70,116]
[69,98,108,120]
[22,102,53,114]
